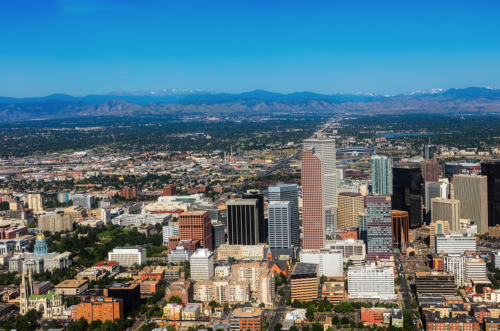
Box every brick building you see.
[76,296,124,322]
[162,185,177,196]
[165,280,194,304]
[178,211,212,251]
[121,188,138,200]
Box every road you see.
[395,253,419,331]
[215,147,302,203]
[268,283,291,331]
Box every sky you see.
[1,0,500,97]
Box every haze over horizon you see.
[2,0,500,98]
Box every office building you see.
[430,220,450,249]
[27,192,44,212]
[424,142,437,161]
[366,196,393,260]
[392,210,409,251]
[371,155,393,196]
[348,263,396,300]
[435,233,476,254]
[301,147,326,249]
[290,263,319,301]
[106,282,141,313]
[162,185,177,196]
[431,198,461,231]
[268,201,293,258]
[425,181,448,220]
[163,223,179,245]
[454,174,488,234]
[322,282,345,304]
[268,184,300,247]
[72,194,95,209]
[482,160,500,227]
[178,211,212,250]
[227,199,260,245]
[423,160,440,182]
[465,258,487,282]
[38,213,73,232]
[325,209,336,240]
[190,248,214,281]
[243,190,267,244]
[54,279,89,296]
[168,245,193,264]
[303,138,337,210]
[212,223,225,249]
[121,188,138,200]
[108,247,146,267]
[300,248,343,278]
[415,271,456,296]
[230,307,264,331]
[393,167,423,229]
[444,253,465,286]
[337,193,364,230]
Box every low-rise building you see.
[92,261,120,274]
[424,311,479,331]
[76,296,124,322]
[360,307,391,325]
[168,245,193,264]
[182,303,202,320]
[54,279,89,296]
[230,307,264,331]
[140,280,159,295]
[108,247,146,268]
[321,282,345,304]
[299,248,343,278]
[165,280,193,304]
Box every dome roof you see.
[36,232,45,240]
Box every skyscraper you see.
[268,201,293,258]
[268,184,299,247]
[454,174,488,234]
[481,160,500,227]
[423,160,440,182]
[179,211,213,251]
[301,147,325,249]
[423,138,437,161]
[227,199,259,245]
[371,155,393,196]
[303,138,336,210]
[392,167,423,229]
[358,212,367,244]
[366,196,393,260]
[431,198,460,232]
[425,181,449,222]
[337,193,364,230]
[243,190,267,243]
[27,192,44,212]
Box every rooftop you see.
[292,263,318,275]
[55,279,88,288]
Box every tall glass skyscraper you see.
[371,155,393,196]
[481,160,500,228]
[366,196,393,260]
[268,201,293,258]
[268,184,300,247]
[392,167,423,229]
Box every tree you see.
[306,304,316,321]
[168,295,182,304]
[326,328,334,331]
[358,322,365,329]
[289,327,299,331]
[341,317,350,325]
[318,300,324,312]
[332,316,340,324]
[303,327,310,331]
[409,251,415,256]
[278,288,285,296]
[334,301,355,313]
[412,299,418,309]
[407,275,413,281]
[223,302,229,312]
[274,323,283,331]
[350,320,357,328]
[15,316,30,331]
[48,319,60,329]
[320,275,328,284]
[312,323,323,331]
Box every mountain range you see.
[2,87,500,121]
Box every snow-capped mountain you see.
[107,89,220,97]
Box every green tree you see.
[409,251,415,256]
[341,317,350,325]
[289,327,299,331]
[306,304,316,321]
[278,288,285,296]
[274,323,283,331]
[318,300,324,312]
[358,322,365,329]
[312,323,323,331]
[412,299,418,309]
[320,275,328,284]
[168,295,183,304]
[350,320,357,328]
[332,316,340,324]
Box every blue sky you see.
[1,0,500,97]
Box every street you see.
[268,283,291,331]
[395,253,419,331]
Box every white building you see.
[347,263,396,300]
[300,248,343,278]
[72,194,95,209]
[108,247,146,267]
[444,253,465,286]
[163,224,179,245]
[268,184,300,248]
[112,207,171,227]
[465,258,487,282]
[435,232,476,254]
[190,248,214,281]
[168,245,192,264]
[491,251,500,269]
[325,239,365,261]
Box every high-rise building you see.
[73,194,95,209]
[465,258,487,282]
[454,174,488,234]
[425,182,449,222]
[300,248,343,278]
[366,196,393,260]
[227,199,260,245]
[27,192,44,212]
[178,211,213,250]
[303,138,337,211]
[393,167,423,229]
[337,193,364,230]
[429,220,450,249]
[481,160,500,227]
[371,155,393,196]
[431,198,460,231]
[190,248,214,281]
[424,141,437,161]
[392,210,409,251]
[358,212,367,244]
[77,296,124,323]
[423,160,440,182]
[212,223,225,249]
[443,253,465,286]
[268,201,293,258]
[38,213,74,232]
[268,184,300,247]
[121,188,138,200]
[243,190,267,244]
[290,263,319,301]
[301,147,326,249]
